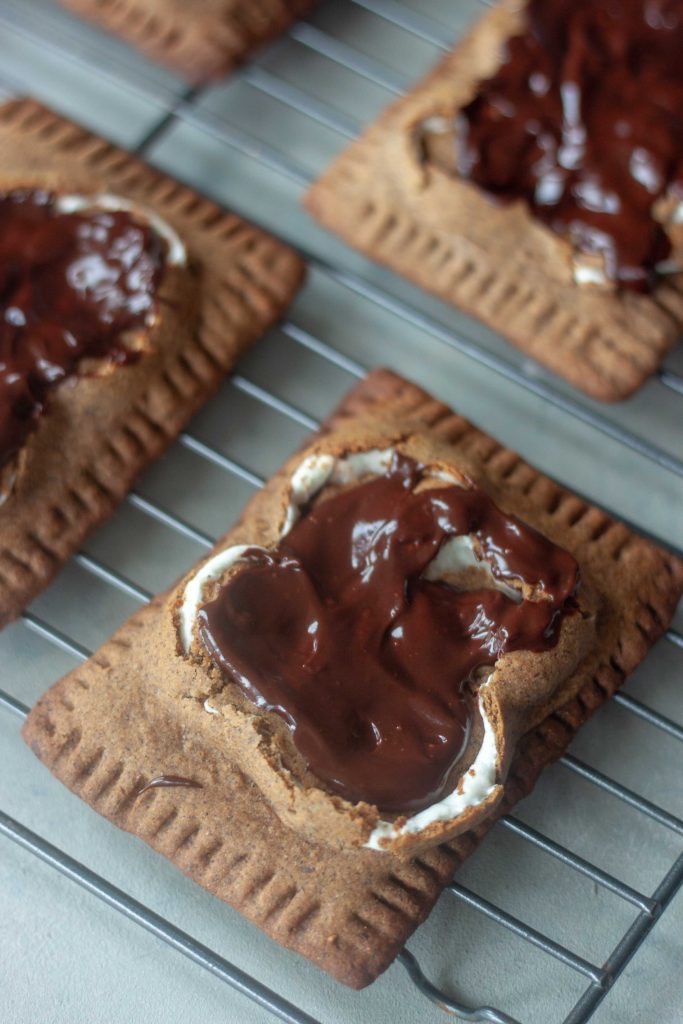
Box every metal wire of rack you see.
[0,2,681,1023]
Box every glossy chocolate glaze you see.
[421,0,683,292]
[136,774,202,797]
[0,189,166,468]
[198,454,579,814]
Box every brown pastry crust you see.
[304,1,683,401]
[22,369,683,988]
[0,98,305,627]
[58,0,318,83]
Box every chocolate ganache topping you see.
[198,453,579,814]
[136,774,202,798]
[0,189,167,468]
[421,0,683,292]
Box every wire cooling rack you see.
[0,2,682,1023]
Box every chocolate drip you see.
[136,774,202,797]
[421,0,683,292]
[0,189,166,468]
[198,454,579,814]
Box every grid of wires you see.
[0,2,681,1023]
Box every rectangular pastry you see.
[23,368,683,987]
[58,0,318,83]
[306,0,683,401]
[0,98,304,627]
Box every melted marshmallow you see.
[55,193,187,267]
[179,543,260,652]
[364,689,498,849]
[424,534,521,602]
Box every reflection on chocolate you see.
[421,0,683,292]
[198,453,579,814]
[0,189,166,468]
[136,774,202,797]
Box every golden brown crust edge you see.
[0,98,305,627]
[22,368,683,988]
[59,0,318,83]
[305,2,683,402]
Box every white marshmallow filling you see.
[55,193,187,268]
[364,688,498,850]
